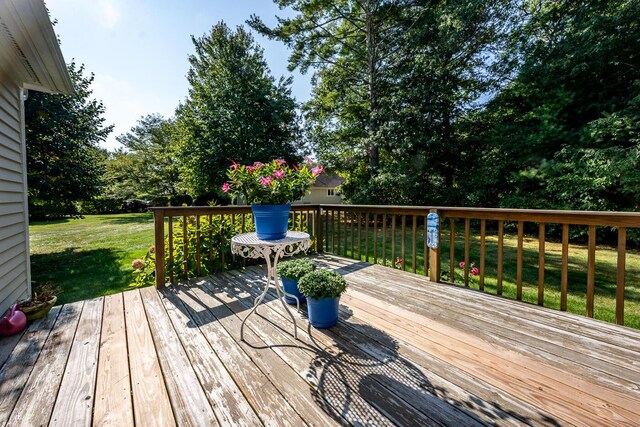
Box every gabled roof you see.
[313,172,344,188]
[0,0,73,94]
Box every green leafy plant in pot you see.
[222,158,324,240]
[277,258,316,305]
[17,282,61,321]
[298,269,347,328]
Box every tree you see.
[175,22,302,198]
[467,0,640,211]
[25,62,113,217]
[105,114,181,200]
[252,0,516,204]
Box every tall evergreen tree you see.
[175,22,302,197]
[25,62,113,217]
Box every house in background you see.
[0,0,73,315]
[296,172,344,204]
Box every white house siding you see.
[0,77,29,315]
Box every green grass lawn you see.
[29,213,154,305]
[327,219,640,329]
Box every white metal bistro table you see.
[231,231,311,341]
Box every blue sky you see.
[46,0,312,150]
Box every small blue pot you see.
[306,296,340,328]
[281,278,305,304]
[252,204,291,240]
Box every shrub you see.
[298,269,347,300]
[151,196,169,207]
[121,199,149,213]
[131,214,255,287]
[169,194,193,206]
[277,258,316,280]
[80,196,124,214]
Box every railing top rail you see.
[150,204,320,216]
[317,204,640,227]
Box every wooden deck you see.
[1,254,639,426]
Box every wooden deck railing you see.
[151,205,322,288]
[320,205,640,326]
[151,204,640,326]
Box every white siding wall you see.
[0,78,29,315]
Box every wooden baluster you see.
[412,215,417,274]
[616,227,626,325]
[464,218,470,287]
[587,225,596,318]
[373,214,378,264]
[391,215,396,266]
[497,220,504,295]
[241,213,246,233]
[357,212,362,260]
[382,215,387,266]
[154,210,166,288]
[168,215,174,285]
[561,224,569,311]
[331,210,335,253]
[517,221,524,300]
[350,212,355,258]
[449,219,455,283]
[220,215,225,272]
[183,216,188,281]
[538,223,545,306]
[401,215,406,271]
[365,212,370,262]
[423,215,428,277]
[479,219,486,291]
[337,210,341,255]
[208,215,213,266]
[196,215,201,277]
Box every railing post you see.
[316,205,324,253]
[154,209,166,288]
[429,209,441,282]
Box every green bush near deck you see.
[277,259,316,280]
[298,269,348,299]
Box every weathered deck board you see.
[158,288,262,427]
[50,298,103,427]
[123,289,175,427]
[93,293,134,427]
[139,286,218,426]
[0,253,639,426]
[7,301,83,426]
[0,306,60,425]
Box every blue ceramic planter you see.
[306,296,340,328]
[281,278,305,304]
[252,204,291,240]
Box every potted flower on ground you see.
[222,158,324,240]
[17,282,61,321]
[297,269,348,328]
[277,258,316,304]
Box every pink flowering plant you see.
[222,158,323,205]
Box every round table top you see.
[231,231,310,247]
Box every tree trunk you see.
[366,0,380,170]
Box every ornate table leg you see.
[240,251,273,341]
[271,253,298,339]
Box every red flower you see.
[273,169,285,179]
[276,158,287,166]
[222,183,230,192]
[246,166,255,172]
[458,261,465,269]
[230,161,239,170]
[471,267,479,276]
[260,176,273,186]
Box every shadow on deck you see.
[0,254,639,426]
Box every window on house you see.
[327,189,335,196]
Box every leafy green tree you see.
[467,0,640,211]
[175,22,302,198]
[26,62,113,217]
[253,0,516,205]
[106,114,181,200]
